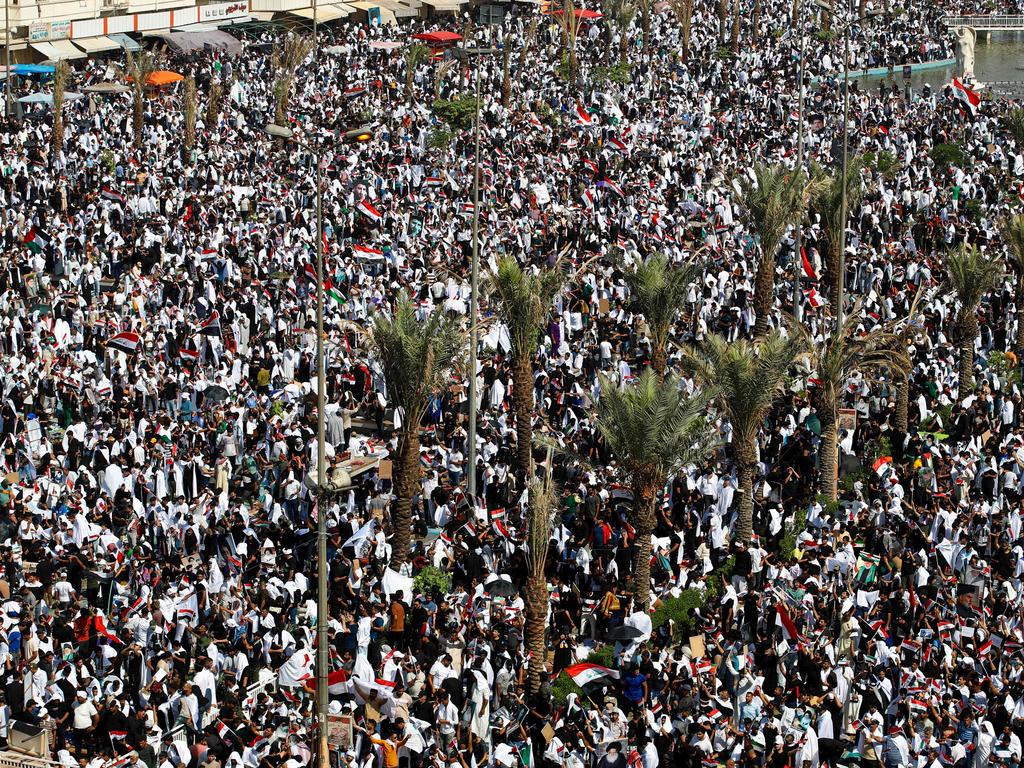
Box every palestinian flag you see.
[325,280,346,305]
[951,78,980,117]
[106,331,141,355]
[304,263,318,284]
[199,310,222,337]
[564,662,620,686]
[23,227,49,253]
[356,199,383,223]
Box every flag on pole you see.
[564,662,620,686]
[106,331,142,355]
[575,101,593,125]
[199,311,222,337]
[23,227,49,253]
[801,247,817,280]
[951,78,980,117]
[101,187,128,206]
[356,199,383,222]
[775,604,801,642]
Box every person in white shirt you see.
[72,691,98,752]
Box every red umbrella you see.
[411,31,463,46]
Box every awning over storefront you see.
[31,40,87,61]
[72,36,122,54]
[109,33,142,51]
[289,5,346,21]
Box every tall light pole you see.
[793,2,807,323]
[5,0,11,118]
[265,117,372,768]
[453,45,495,500]
[837,0,851,329]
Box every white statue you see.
[953,26,977,82]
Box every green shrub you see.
[552,671,584,704]
[588,644,617,670]
[593,61,632,86]
[814,30,837,42]
[715,46,735,60]
[861,150,901,178]
[427,126,453,149]
[778,507,808,559]
[431,96,479,131]
[413,565,451,598]
[988,350,1020,385]
[930,143,966,172]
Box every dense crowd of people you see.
[0,1,1024,768]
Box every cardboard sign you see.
[689,634,706,659]
[378,459,393,480]
[599,298,610,314]
[327,714,354,749]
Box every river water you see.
[856,31,1024,99]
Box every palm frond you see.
[944,243,1004,324]
[623,253,699,352]
[738,162,807,262]
[1001,214,1024,276]
[488,256,566,357]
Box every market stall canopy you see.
[82,82,132,94]
[546,7,603,17]
[30,40,87,62]
[410,30,462,45]
[288,4,349,22]
[368,40,405,50]
[152,30,244,56]
[18,92,85,105]
[13,64,56,75]
[146,70,185,87]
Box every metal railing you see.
[940,14,1024,28]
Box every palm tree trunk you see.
[651,342,667,382]
[1016,291,1024,352]
[753,250,775,337]
[895,375,909,433]
[826,238,842,308]
[730,0,741,52]
[133,92,144,149]
[820,410,839,502]
[791,0,800,26]
[752,0,761,40]
[389,430,421,567]
[718,0,728,43]
[641,1,651,49]
[681,4,692,60]
[858,0,866,20]
[631,481,658,608]
[735,449,755,543]
[524,586,546,694]
[513,354,534,480]
[959,317,978,396]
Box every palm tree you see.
[183,74,197,151]
[50,60,70,160]
[1003,106,1024,146]
[524,475,556,695]
[371,294,464,566]
[730,0,741,52]
[272,35,314,125]
[624,254,699,379]
[404,43,429,104]
[500,45,512,107]
[738,163,808,336]
[810,160,863,308]
[124,50,158,149]
[1001,215,1024,352]
[795,306,910,501]
[945,244,1003,395]
[489,256,565,480]
[892,291,925,435]
[554,0,583,82]
[603,0,637,59]
[680,330,804,542]
[666,0,694,59]
[596,369,713,607]
[635,0,652,49]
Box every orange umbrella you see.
[146,71,184,87]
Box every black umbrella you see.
[487,578,517,598]
[204,384,230,402]
[605,625,646,642]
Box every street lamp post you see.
[793,4,808,324]
[452,45,495,500]
[265,120,372,768]
[837,0,851,329]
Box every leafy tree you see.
[738,163,808,336]
[1001,214,1024,352]
[624,253,699,379]
[370,294,463,566]
[596,369,713,606]
[488,256,565,479]
[945,244,1003,394]
[680,330,804,542]
[795,306,910,501]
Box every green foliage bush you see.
[413,565,452,598]
[431,96,479,131]
[930,143,966,172]
[552,671,584,704]
[778,507,808,560]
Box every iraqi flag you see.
[575,101,593,125]
[564,662,620,687]
[101,187,127,206]
[775,604,801,643]
[354,244,383,259]
[356,199,383,223]
[873,456,893,479]
[302,668,350,695]
[179,347,200,364]
[951,78,981,117]
[199,311,222,337]
[807,288,827,309]
[106,331,141,355]
[801,247,818,280]
[214,720,238,744]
